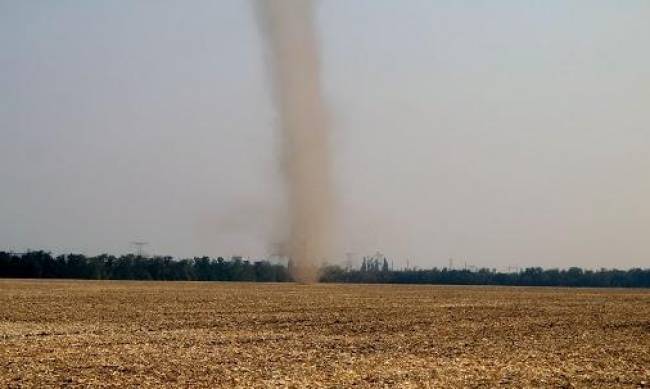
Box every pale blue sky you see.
[1,1,649,269]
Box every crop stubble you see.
[0,280,648,387]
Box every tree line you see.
[0,251,291,282]
[1,250,649,287]
[320,264,650,288]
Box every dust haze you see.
[1,1,650,270]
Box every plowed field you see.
[1,280,648,387]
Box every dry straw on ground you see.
[1,280,649,387]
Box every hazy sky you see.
[1,1,649,269]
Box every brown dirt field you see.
[0,280,649,388]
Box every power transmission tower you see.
[345,252,357,271]
[131,241,149,257]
